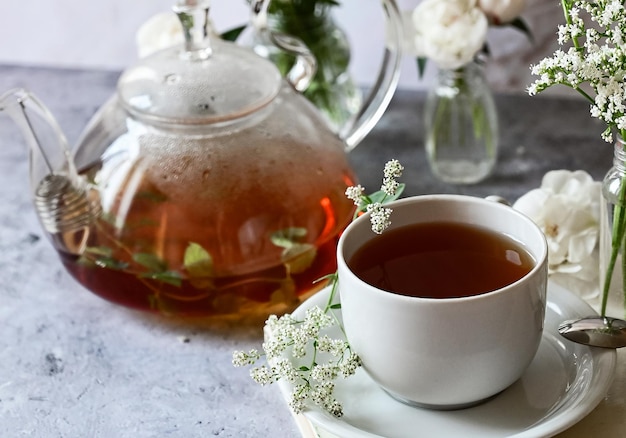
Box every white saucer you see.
[276,281,616,438]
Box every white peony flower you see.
[396,10,422,58]
[136,12,185,58]
[478,0,526,24]
[513,170,602,300]
[411,0,488,70]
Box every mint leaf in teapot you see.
[184,242,213,279]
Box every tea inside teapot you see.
[62,94,357,318]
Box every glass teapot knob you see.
[173,0,213,61]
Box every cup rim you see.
[337,194,548,303]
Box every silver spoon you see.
[558,316,626,348]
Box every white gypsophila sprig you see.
[345,185,365,205]
[234,160,404,419]
[381,159,404,196]
[310,381,343,417]
[345,159,404,234]
[383,159,404,179]
[367,203,393,234]
[232,304,360,418]
[250,365,274,385]
[316,335,348,357]
[310,363,339,382]
[339,351,362,377]
[289,384,308,413]
[528,0,626,142]
[232,349,260,367]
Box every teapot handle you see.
[341,0,403,151]
[249,0,403,151]
[249,0,317,92]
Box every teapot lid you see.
[117,2,281,125]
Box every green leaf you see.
[133,253,167,273]
[141,271,182,287]
[364,183,406,206]
[84,246,129,270]
[270,227,308,249]
[299,366,310,371]
[329,303,341,309]
[482,43,491,58]
[417,57,428,79]
[178,12,194,33]
[509,17,534,43]
[220,24,247,42]
[93,256,129,271]
[282,243,317,274]
[184,242,214,278]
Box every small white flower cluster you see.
[513,170,602,300]
[345,159,405,234]
[528,0,626,142]
[402,0,527,70]
[366,204,393,235]
[232,305,361,418]
[381,159,404,195]
[344,185,364,204]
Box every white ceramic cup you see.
[337,194,548,409]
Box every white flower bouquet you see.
[529,0,626,315]
[402,0,530,71]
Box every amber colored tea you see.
[347,222,535,298]
[55,155,356,319]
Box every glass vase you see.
[245,3,362,132]
[424,60,498,184]
[599,137,626,318]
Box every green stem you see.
[623,230,626,316]
[620,131,626,316]
[601,208,625,316]
[561,0,581,50]
[324,273,339,313]
[324,274,349,337]
[573,86,595,105]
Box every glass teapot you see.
[0,0,402,320]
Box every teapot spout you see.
[0,88,100,254]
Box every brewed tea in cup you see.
[337,195,548,409]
